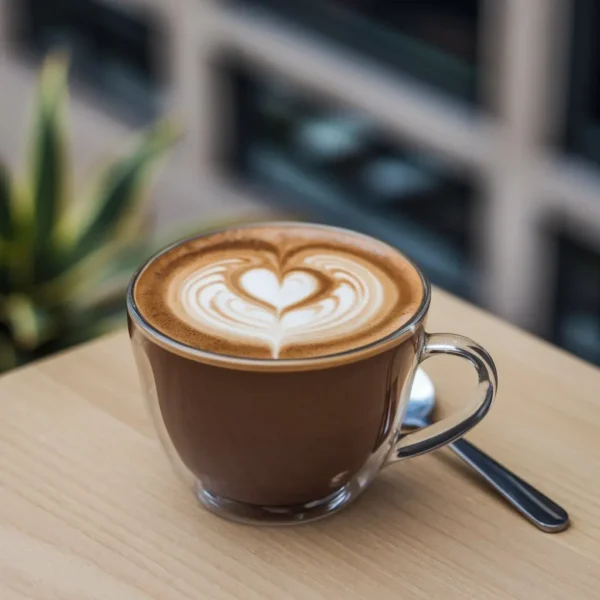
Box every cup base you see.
[196,483,359,525]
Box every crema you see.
[133,224,424,360]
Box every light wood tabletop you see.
[1,289,599,599]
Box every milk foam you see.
[134,224,424,360]
[168,253,385,358]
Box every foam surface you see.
[134,224,424,359]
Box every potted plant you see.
[0,53,178,373]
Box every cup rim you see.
[127,221,431,372]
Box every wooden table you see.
[1,289,599,599]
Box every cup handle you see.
[389,333,498,462]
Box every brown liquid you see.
[130,321,422,506]
[134,224,423,360]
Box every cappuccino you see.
[129,222,497,519]
[134,224,423,360]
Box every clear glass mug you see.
[128,227,498,524]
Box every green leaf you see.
[0,248,8,296]
[40,242,138,314]
[67,316,124,349]
[68,241,152,310]
[44,216,245,310]
[2,294,57,351]
[0,334,18,374]
[56,119,178,271]
[52,302,126,353]
[33,230,147,309]
[7,182,40,292]
[27,53,69,281]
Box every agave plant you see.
[0,54,178,372]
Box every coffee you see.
[137,339,418,506]
[134,224,423,360]
[128,222,497,522]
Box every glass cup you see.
[127,224,497,524]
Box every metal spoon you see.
[406,369,570,533]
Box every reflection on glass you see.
[225,62,476,298]
[238,0,480,103]
[14,0,160,123]
[552,234,600,366]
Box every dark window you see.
[236,0,481,104]
[221,60,477,299]
[12,0,161,124]
[563,0,600,165]
[551,233,600,366]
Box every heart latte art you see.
[134,225,423,360]
[170,254,387,358]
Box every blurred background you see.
[0,0,599,371]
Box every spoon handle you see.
[449,438,570,533]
